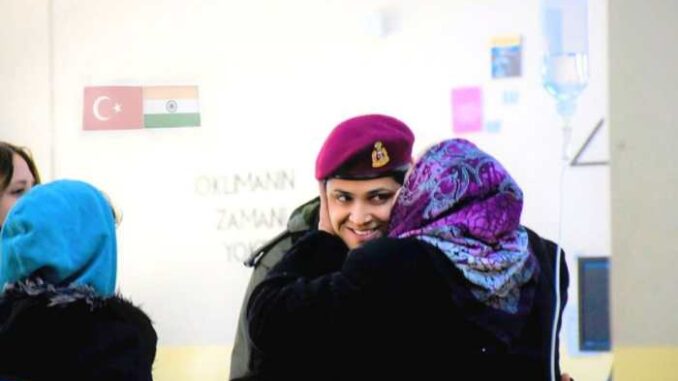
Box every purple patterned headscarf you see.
[389,139,538,314]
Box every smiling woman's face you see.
[325,177,401,249]
[0,154,36,227]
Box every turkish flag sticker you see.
[83,86,143,130]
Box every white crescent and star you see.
[92,96,123,121]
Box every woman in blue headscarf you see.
[0,179,157,381]
[247,139,569,380]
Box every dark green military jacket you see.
[229,198,319,380]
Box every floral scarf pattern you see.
[389,139,538,313]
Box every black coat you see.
[0,282,157,381]
[248,228,568,380]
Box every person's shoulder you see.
[4,289,154,335]
[347,236,427,269]
[342,237,434,292]
[360,236,422,253]
[104,295,156,328]
[523,226,559,265]
[524,226,556,248]
[523,225,569,289]
[245,198,319,268]
[0,288,157,351]
[286,197,320,233]
[99,295,158,353]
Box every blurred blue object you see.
[541,0,589,119]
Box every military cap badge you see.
[371,141,390,168]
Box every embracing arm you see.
[246,234,424,356]
[246,230,356,354]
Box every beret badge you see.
[371,141,390,168]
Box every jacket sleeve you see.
[246,235,424,357]
[246,230,356,354]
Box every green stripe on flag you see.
[144,113,201,128]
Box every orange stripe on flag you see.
[143,86,198,100]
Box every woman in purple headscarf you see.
[247,139,569,381]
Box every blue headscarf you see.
[0,179,117,296]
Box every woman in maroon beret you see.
[230,114,415,380]
[313,113,415,250]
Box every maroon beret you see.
[315,114,415,180]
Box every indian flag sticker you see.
[143,86,200,128]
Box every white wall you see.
[2,0,609,355]
[0,0,52,178]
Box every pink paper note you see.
[452,87,483,134]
